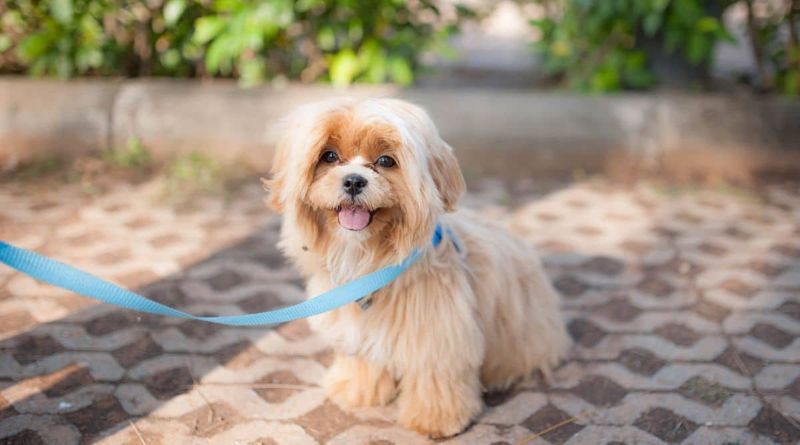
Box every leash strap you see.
[0,225,446,326]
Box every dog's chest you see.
[325,242,377,285]
[324,279,416,370]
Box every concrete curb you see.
[1,78,798,178]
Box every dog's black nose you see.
[342,174,368,196]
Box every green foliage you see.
[103,138,151,170]
[5,158,62,181]
[531,0,736,92]
[0,0,471,86]
[749,2,800,96]
[163,151,224,195]
[4,0,109,77]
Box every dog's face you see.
[267,98,464,257]
[305,115,407,233]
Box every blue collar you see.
[358,223,457,310]
[433,223,461,253]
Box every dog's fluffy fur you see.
[266,98,569,438]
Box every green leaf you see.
[30,56,50,76]
[50,0,73,24]
[358,40,386,83]
[205,35,234,73]
[213,0,240,13]
[781,70,798,96]
[17,33,51,61]
[653,0,670,13]
[664,27,683,53]
[239,57,265,87]
[76,46,102,71]
[55,53,73,77]
[643,14,661,36]
[193,17,226,44]
[164,0,187,27]
[364,55,387,83]
[160,48,181,68]
[551,40,571,57]
[673,0,703,24]
[0,35,12,53]
[329,48,359,86]
[624,51,647,69]
[685,33,711,64]
[2,10,24,30]
[695,17,719,33]
[624,69,654,89]
[455,4,476,18]
[79,14,103,43]
[623,52,655,89]
[388,56,413,85]
[436,42,458,61]
[590,66,620,92]
[317,26,336,51]
[296,0,323,12]
[348,18,363,42]
[717,26,737,44]
[357,39,380,66]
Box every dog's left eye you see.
[320,151,339,163]
[376,155,396,168]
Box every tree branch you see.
[745,0,770,89]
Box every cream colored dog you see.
[265,98,569,438]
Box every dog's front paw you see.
[398,395,479,439]
[398,374,482,439]
[323,355,396,408]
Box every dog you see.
[265,98,569,438]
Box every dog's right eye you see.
[320,151,339,163]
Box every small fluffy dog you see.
[265,98,569,438]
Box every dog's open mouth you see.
[337,204,374,231]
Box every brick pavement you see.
[1,176,799,444]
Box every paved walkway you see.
[1,176,799,444]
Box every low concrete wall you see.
[1,78,798,178]
[0,79,119,170]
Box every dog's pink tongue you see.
[338,206,370,231]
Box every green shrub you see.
[531,0,736,92]
[2,0,110,77]
[531,0,799,95]
[0,0,472,86]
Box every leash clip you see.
[357,296,373,311]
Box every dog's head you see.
[266,98,464,258]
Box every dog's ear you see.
[263,146,288,213]
[429,142,465,213]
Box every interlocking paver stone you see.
[618,348,667,377]
[1,176,799,444]
[522,404,585,444]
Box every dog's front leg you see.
[394,271,485,438]
[324,354,397,408]
[398,366,482,438]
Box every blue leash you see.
[0,225,445,326]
